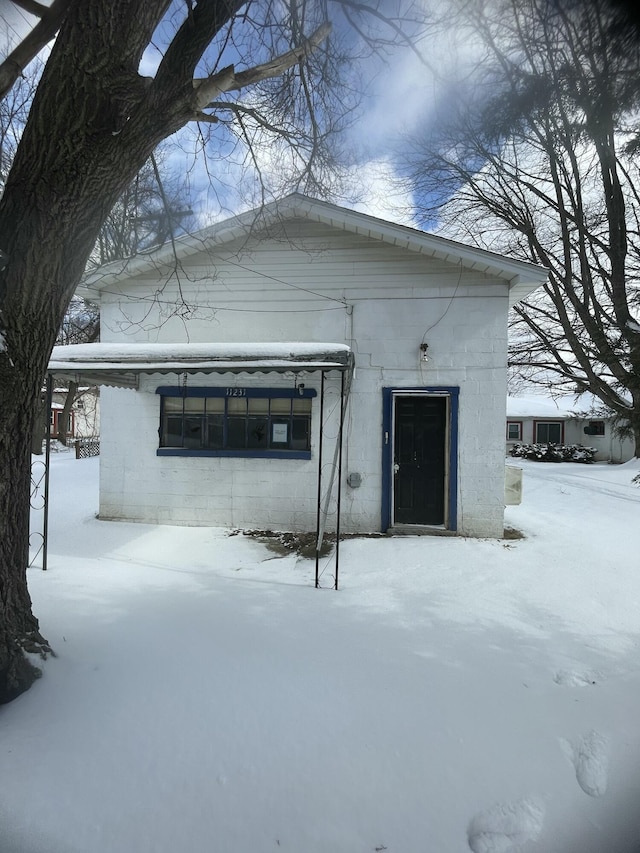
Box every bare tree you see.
[405,0,640,451]
[27,147,196,451]
[92,151,196,264]
[0,0,426,703]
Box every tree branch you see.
[0,0,71,102]
[193,21,332,109]
[11,0,49,17]
[199,101,297,139]
[152,0,246,100]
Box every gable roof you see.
[80,194,548,307]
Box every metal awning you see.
[48,342,354,389]
[46,340,354,589]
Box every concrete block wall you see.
[100,375,344,531]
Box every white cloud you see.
[341,158,418,226]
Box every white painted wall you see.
[99,221,511,537]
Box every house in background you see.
[49,388,100,441]
[506,394,635,462]
[49,400,75,440]
[51,195,548,538]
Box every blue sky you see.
[0,0,472,228]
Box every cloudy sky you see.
[0,0,473,228]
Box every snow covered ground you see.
[2,454,640,853]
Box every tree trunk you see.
[0,169,148,703]
[0,370,52,703]
[57,381,78,446]
[630,400,640,459]
[30,393,46,455]
[0,1,211,703]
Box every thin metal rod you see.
[316,361,354,546]
[334,369,345,591]
[315,371,325,588]
[42,374,53,571]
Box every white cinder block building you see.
[51,195,547,538]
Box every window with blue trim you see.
[158,387,313,455]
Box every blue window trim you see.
[156,386,317,399]
[381,387,459,532]
[156,385,314,458]
[157,448,311,460]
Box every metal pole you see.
[334,370,345,590]
[42,374,53,571]
[315,371,325,588]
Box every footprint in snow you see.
[561,730,610,797]
[467,797,545,853]
[553,669,598,687]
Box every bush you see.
[509,443,596,463]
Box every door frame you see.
[381,387,459,532]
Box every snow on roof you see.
[48,342,354,388]
[51,341,351,363]
[507,394,608,419]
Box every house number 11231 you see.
[226,388,246,396]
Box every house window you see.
[157,387,315,458]
[585,420,605,436]
[506,421,522,441]
[534,421,563,444]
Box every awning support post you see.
[334,369,345,590]
[315,371,325,589]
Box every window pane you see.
[247,416,268,448]
[206,398,224,414]
[293,398,311,414]
[228,398,247,415]
[507,423,520,440]
[227,416,247,449]
[184,398,205,413]
[248,398,269,414]
[291,416,310,450]
[548,423,561,443]
[163,397,183,413]
[270,398,291,415]
[206,414,224,449]
[184,416,204,449]
[163,414,183,447]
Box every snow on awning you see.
[48,342,354,389]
